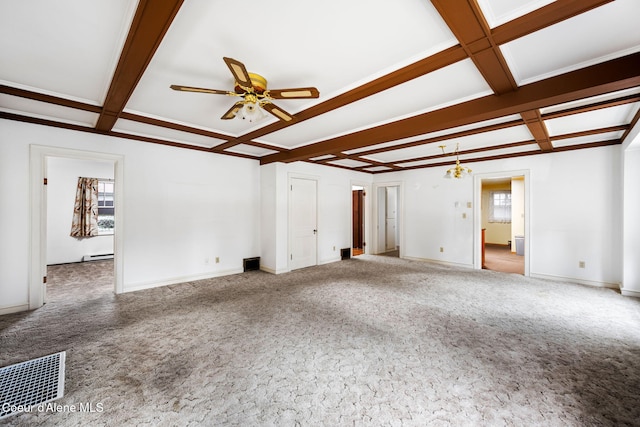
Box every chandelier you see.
[439,144,472,179]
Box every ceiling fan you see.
[170,57,320,123]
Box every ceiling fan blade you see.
[221,102,244,120]
[261,102,294,122]
[267,87,320,99]
[223,57,253,89]
[170,85,232,95]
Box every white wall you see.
[46,157,115,265]
[378,145,622,287]
[1,118,633,315]
[622,146,640,296]
[511,177,525,252]
[260,161,372,274]
[0,119,260,314]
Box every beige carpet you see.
[484,244,524,275]
[1,257,639,426]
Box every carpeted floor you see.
[1,257,639,426]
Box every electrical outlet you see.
[215,257,220,264]
[579,261,585,268]
[333,246,336,251]
[467,202,472,208]
[462,213,467,219]
[440,247,444,253]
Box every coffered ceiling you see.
[1,0,639,173]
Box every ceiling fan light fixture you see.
[235,73,268,94]
[171,57,319,123]
[240,101,265,122]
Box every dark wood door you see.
[352,190,364,249]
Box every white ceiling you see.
[1,0,640,171]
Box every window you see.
[489,190,511,223]
[97,180,114,234]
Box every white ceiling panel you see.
[224,145,279,157]
[309,155,337,162]
[2,0,639,174]
[476,0,555,28]
[260,59,493,148]
[0,94,98,127]
[397,143,541,170]
[343,114,522,155]
[501,0,640,86]
[540,87,640,115]
[545,104,640,137]
[0,0,137,104]
[552,131,625,149]
[125,0,457,136]
[112,119,227,149]
[396,143,540,169]
[363,125,533,164]
[458,144,540,162]
[326,159,372,169]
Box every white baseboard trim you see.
[0,304,30,316]
[621,288,640,298]
[530,273,619,289]
[260,265,289,275]
[123,268,243,294]
[403,256,474,270]
[319,257,341,266]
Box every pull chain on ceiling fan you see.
[171,57,320,123]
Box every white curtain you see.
[489,190,511,223]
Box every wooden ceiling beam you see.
[541,93,640,120]
[391,139,619,173]
[214,45,468,150]
[119,111,232,141]
[550,125,628,141]
[261,52,640,165]
[227,0,613,154]
[346,119,524,158]
[431,0,516,94]
[0,85,102,113]
[620,106,640,144]
[492,0,614,45]
[95,0,184,132]
[521,110,553,152]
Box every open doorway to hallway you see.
[352,185,365,256]
[480,176,525,275]
[375,184,400,257]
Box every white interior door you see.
[385,187,397,250]
[290,177,317,270]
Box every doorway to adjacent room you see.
[374,183,401,257]
[475,171,529,276]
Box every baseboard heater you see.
[82,253,114,262]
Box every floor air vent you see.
[0,351,66,420]
[243,257,260,272]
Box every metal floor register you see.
[0,351,66,419]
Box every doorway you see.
[30,145,124,310]
[45,156,116,302]
[375,183,401,257]
[352,185,365,256]
[474,171,529,276]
